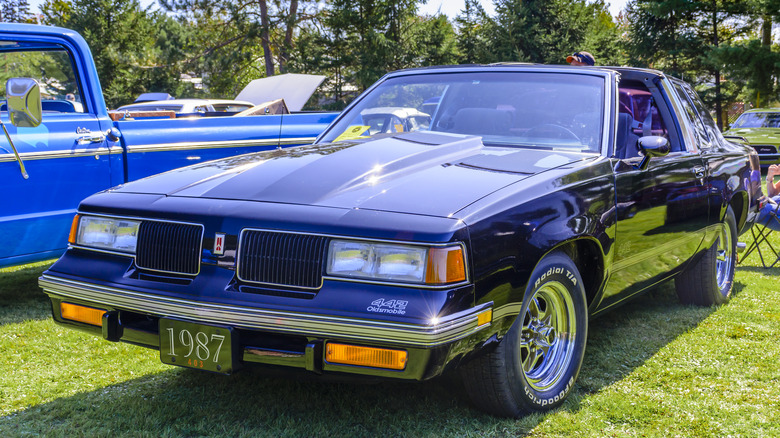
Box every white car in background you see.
[116,99,254,115]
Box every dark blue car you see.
[39,65,759,417]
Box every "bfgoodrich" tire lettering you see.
[523,376,575,406]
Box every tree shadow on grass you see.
[0,281,732,437]
[575,280,730,395]
[0,263,52,325]
[736,265,780,275]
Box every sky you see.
[28,0,630,19]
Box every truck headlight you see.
[72,215,140,254]
[326,240,466,285]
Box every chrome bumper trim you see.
[39,274,493,348]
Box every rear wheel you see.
[461,251,588,417]
[675,207,737,306]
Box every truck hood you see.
[114,132,591,218]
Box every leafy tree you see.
[160,0,320,77]
[455,0,496,64]
[41,0,161,107]
[39,0,211,107]
[625,0,700,76]
[625,0,773,129]
[408,14,459,67]
[486,0,622,65]
[582,0,627,66]
[0,0,31,23]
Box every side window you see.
[671,82,708,150]
[681,83,725,148]
[617,80,680,156]
[0,48,85,113]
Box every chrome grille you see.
[136,221,202,275]
[238,231,328,289]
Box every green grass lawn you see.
[1,231,779,437]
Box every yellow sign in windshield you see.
[334,125,370,142]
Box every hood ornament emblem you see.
[213,233,226,256]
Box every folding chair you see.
[739,202,780,268]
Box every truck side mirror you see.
[6,78,42,128]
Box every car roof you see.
[379,63,666,81]
[743,108,780,114]
[205,99,254,106]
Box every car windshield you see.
[731,112,780,128]
[320,71,605,153]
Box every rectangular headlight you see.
[326,240,467,285]
[75,216,140,254]
[327,240,427,283]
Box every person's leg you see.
[757,198,780,231]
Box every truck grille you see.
[238,230,328,289]
[136,221,203,275]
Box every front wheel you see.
[461,251,588,417]
[675,207,737,306]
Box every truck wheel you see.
[675,207,737,306]
[461,251,588,417]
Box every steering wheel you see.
[525,124,581,142]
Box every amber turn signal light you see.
[477,309,493,327]
[425,246,466,284]
[325,343,407,370]
[68,214,80,245]
[60,302,105,326]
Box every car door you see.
[601,76,709,308]
[0,45,109,267]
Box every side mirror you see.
[635,136,670,170]
[6,78,42,128]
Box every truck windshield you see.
[0,48,84,113]
[321,71,605,153]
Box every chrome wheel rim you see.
[520,281,577,391]
[715,223,733,294]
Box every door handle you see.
[693,166,706,179]
[76,130,106,145]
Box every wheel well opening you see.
[559,240,603,307]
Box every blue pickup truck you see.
[0,24,337,268]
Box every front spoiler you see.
[39,274,492,348]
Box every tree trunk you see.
[712,4,723,131]
[762,15,772,47]
[259,0,274,76]
[279,0,299,74]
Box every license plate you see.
[159,319,234,374]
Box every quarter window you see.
[671,82,709,150]
[680,83,726,148]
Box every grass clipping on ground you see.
[0,240,779,437]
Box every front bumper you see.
[40,274,495,380]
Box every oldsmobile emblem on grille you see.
[214,233,226,255]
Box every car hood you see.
[114,132,592,218]
[724,128,780,143]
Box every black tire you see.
[461,251,588,417]
[675,207,737,306]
